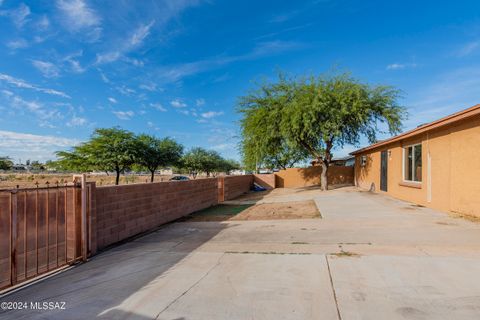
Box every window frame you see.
[402,143,422,183]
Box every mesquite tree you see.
[239,72,406,190]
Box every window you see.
[360,155,367,167]
[403,144,422,182]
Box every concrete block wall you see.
[254,174,275,189]
[221,175,254,201]
[94,178,218,250]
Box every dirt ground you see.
[0,173,193,189]
[185,200,320,222]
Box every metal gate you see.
[0,176,90,290]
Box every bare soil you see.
[185,200,320,222]
[0,173,205,189]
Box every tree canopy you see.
[0,157,14,170]
[136,135,183,182]
[56,127,139,185]
[181,147,239,178]
[238,72,406,190]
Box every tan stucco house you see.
[351,104,480,217]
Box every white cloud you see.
[115,85,135,96]
[31,60,60,78]
[130,20,155,46]
[171,99,187,108]
[195,98,205,106]
[139,82,158,91]
[0,73,70,98]
[2,92,63,126]
[95,51,121,64]
[108,97,117,104]
[0,130,80,161]
[386,63,417,70]
[201,111,224,118]
[6,38,28,50]
[67,115,87,127]
[112,110,134,120]
[95,21,155,65]
[0,3,31,28]
[55,0,100,31]
[63,51,85,73]
[150,103,166,112]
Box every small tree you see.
[0,157,14,170]
[56,127,138,185]
[217,158,240,175]
[136,135,183,182]
[181,147,209,179]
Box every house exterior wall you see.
[354,115,480,216]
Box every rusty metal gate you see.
[0,176,90,290]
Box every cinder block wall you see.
[222,175,254,201]
[254,174,275,189]
[94,179,218,250]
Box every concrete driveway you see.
[2,187,480,319]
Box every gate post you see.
[73,174,88,261]
[10,191,18,286]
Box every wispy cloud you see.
[150,103,167,112]
[0,3,31,28]
[0,130,80,161]
[96,21,155,65]
[201,111,223,119]
[158,40,305,82]
[130,20,155,46]
[406,66,480,128]
[0,73,70,98]
[112,110,134,120]
[6,38,28,50]
[63,51,85,73]
[195,98,205,106]
[2,92,63,127]
[37,15,50,30]
[55,0,100,31]
[170,99,187,108]
[108,97,117,104]
[31,60,61,78]
[456,40,480,57]
[386,63,417,70]
[139,82,159,92]
[66,115,87,127]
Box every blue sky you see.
[1,0,479,163]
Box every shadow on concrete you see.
[0,220,229,320]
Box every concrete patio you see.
[2,187,480,319]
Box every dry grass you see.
[0,173,193,189]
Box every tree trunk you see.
[115,169,120,185]
[320,141,333,191]
[320,160,328,191]
[150,170,155,183]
